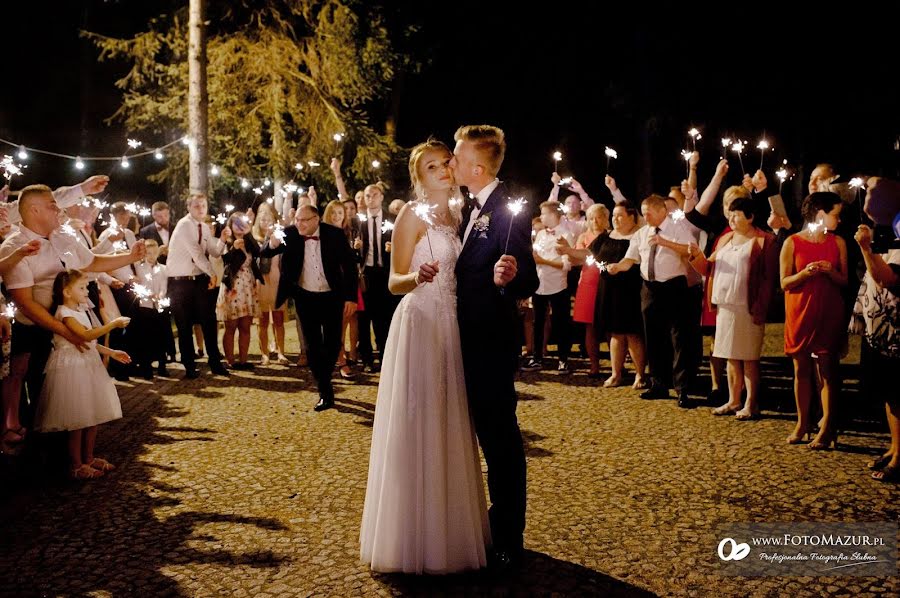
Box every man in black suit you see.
[448,125,539,568]
[262,205,358,411]
[356,183,396,371]
[139,201,172,264]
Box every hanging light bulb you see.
[17,146,28,160]
[154,149,164,160]
[75,157,85,170]
[210,165,220,176]
[240,178,250,189]
[121,157,130,169]
[371,160,381,169]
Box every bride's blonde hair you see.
[408,138,462,225]
[409,138,451,198]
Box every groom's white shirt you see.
[462,178,500,245]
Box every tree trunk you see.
[188,0,209,195]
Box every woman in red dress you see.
[559,205,608,377]
[780,192,847,449]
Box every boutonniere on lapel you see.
[472,212,492,237]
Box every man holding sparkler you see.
[444,124,538,569]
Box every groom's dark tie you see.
[459,193,475,239]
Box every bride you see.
[359,139,490,574]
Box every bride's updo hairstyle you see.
[409,137,452,199]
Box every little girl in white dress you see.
[33,270,132,480]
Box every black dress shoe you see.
[314,397,334,412]
[209,363,230,376]
[488,548,523,572]
[640,387,669,400]
[184,369,199,379]
[706,388,725,405]
[678,392,695,409]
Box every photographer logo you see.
[718,538,751,561]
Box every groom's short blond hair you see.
[454,125,506,177]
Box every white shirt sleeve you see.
[624,227,644,262]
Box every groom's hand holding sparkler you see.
[494,255,517,287]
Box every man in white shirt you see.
[522,201,577,373]
[2,175,110,225]
[0,184,146,425]
[356,183,396,372]
[608,194,698,407]
[166,193,229,378]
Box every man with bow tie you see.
[139,201,172,264]
[263,205,358,411]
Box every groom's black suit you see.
[455,182,538,556]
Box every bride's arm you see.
[388,205,428,295]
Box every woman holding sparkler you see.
[780,192,847,448]
[360,139,490,574]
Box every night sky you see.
[3,1,898,209]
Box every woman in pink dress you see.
[558,205,609,377]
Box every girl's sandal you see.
[872,465,899,483]
[88,458,116,472]
[72,464,104,479]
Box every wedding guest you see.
[139,201,172,264]
[851,177,900,482]
[557,204,608,377]
[357,184,396,372]
[0,185,144,441]
[33,270,131,479]
[688,197,778,420]
[522,201,576,373]
[608,194,698,407]
[261,205,358,411]
[781,192,847,448]
[216,212,262,370]
[323,200,356,379]
[252,202,288,365]
[166,193,229,378]
[388,199,406,217]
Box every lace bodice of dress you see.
[409,224,461,299]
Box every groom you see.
[449,125,538,567]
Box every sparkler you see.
[127,139,142,149]
[381,220,394,235]
[3,303,16,319]
[273,223,287,245]
[604,147,617,174]
[412,202,437,260]
[680,150,692,178]
[806,219,825,235]
[757,139,770,171]
[1,155,24,180]
[131,283,152,300]
[849,177,866,221]
[688,127,702,151]
[776,168,788,194]
[721,137,731,159]
[730,140,745,175]
[552,150,562,173]
[504,197,527,253]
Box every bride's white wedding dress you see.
[360,221,490,574]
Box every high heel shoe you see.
[808,429,839,450]
[786,429,810,444]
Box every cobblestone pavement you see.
[1,325,897,597]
